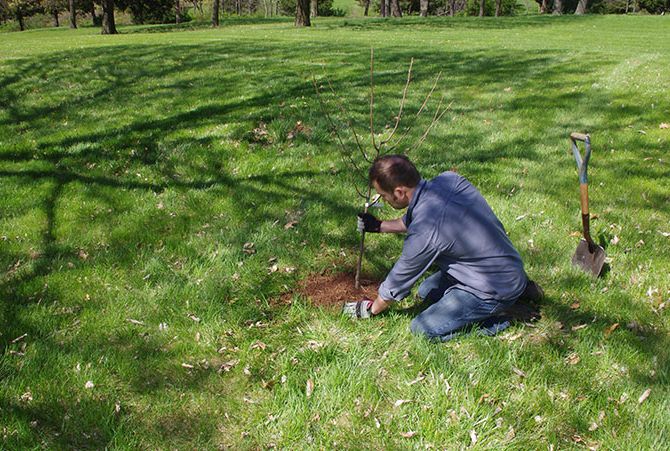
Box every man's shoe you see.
[521,280,544,303]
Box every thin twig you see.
[325,78,371,163]
[410,97,452,154]
[379,58,414,147]
[388,72,442,151]
[369,48,380,153]
[312,77,351,158]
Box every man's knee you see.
[410,315,440,339]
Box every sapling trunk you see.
[355,188,373,290]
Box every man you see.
[344,155,542,341]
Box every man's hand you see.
[357,212,382,233]
[342,299,374,319]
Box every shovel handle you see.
[570,132,591,184]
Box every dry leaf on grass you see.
[250,341,267,350]
[242,242,256,255]
[400,431,417,438]
[394,399,412,408]
[306,379,314,397]
[219,359,239,373]
[268,264,279,274]
[470,430,477,446]
[638,388,651,404]
[512,367,526,378]
[565,353,581,365]
[660,123,669,129]
[605,323,619,337]
[11,333,27,344]
[572,324,588,331]
[570,302,581,310]
[407,374,426,386]
[85,381,95,389]
[181,363,194,369]
[284,220,298,229]
[126,319,144,326]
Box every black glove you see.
[357,212,382,233]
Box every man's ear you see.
[394,186,407,200]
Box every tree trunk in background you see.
[101,0,117,34]
[479,0,485,16]
[575,0,587,13]
[176,0,181,23]
[364,0,370,15]
[53,11,60,27]
[310,0,317,17]
[91,4,101,26]
[390,0,401,16]
[212,0,219,26]
[553,0,562,13]
[295,0,311,26]
[420,0,428,16]
[495,0,501,15]
[540,0,550,13]
[17,11,25,31]
[449,0,455,16]
[380,0,386,16]
[69,0,77,28]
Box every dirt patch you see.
[281,272,382,309]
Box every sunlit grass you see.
[1,15,669,449]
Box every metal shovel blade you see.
[572,239,606,277]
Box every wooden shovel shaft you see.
[580,183,595,251]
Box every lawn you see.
[1,15,669,449]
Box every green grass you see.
[1,15,669,449]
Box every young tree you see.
[101,0,116,33]
[42,0,64,26]
[479,0,484,15]
[211,0,218,26]
[575,0,587,12]
[295,0,310,25]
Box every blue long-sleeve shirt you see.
[378,171,527,302]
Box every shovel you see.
[570,132,606,277]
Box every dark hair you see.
[369,154,421,193]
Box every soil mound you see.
[283,272,381,308]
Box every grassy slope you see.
[1,16,669,449]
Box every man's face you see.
[373,181,410,210]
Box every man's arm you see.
[380,217,407,234]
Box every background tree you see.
[295,0,310,25]
[390,0,401,15]
[116,0,176,24]
[310,0,316,16]
[7,0,43,30]
[419,0,428,15]
[575,0,587,11]
[42,0,65,26]
[479,0,484,15]
[211,0,218,25]
[68,0,75,27]
[495,0,501,15]
[101,0,116,33]
[553,0,562,13]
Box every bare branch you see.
[410,98,453,154]
[380,57,414,147]
[369,48,380,154]
[325,78,372,164]
[312,77,351,159]
[387,71,442,151]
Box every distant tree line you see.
[1,0,667,32]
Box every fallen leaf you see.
[512,367,526,378]
[504,87,512,92]
[242,242,256,255]
[374,417,381,429]
[572,324,588,331]
[605,323,619,337]
[611,235,620,245]
[565,352,581,365]
[515,214,527,221]
[20,391,33,402]
[394,399,412,408]
[77,249,89,260]
[126,319,144,326]
[638,388,651,404]
[660,123,669,129]
[232,272,240,281]
[85,380,95,389]
[570,302,581,310]
[407,374,426,386]
[589,422,599,431]
[250,341,267,350]
[306,379,314,397]
[218,359,239,372]
[243,396,256,404]
[243,366,251,376]
[268,264,279,274]
[115,402,121,413]
[534,415,543,423]
[284,220,298,229]
[505,426,515,440]
[284,266,296,273]
[181,363,194,369]
[400,431,417,438]
[619,392,629,404]
[11,333,27,344]
[570,231,582,238]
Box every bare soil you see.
[281,272,382,309]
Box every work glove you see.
[342,299,374,319]
[357,212,382,233]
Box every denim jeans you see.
[410,271,515,342]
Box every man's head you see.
[369,155,421,209]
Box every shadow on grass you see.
[1,36,668,446]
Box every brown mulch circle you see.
[280,272,382,309]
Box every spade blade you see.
[572,239,606,277]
